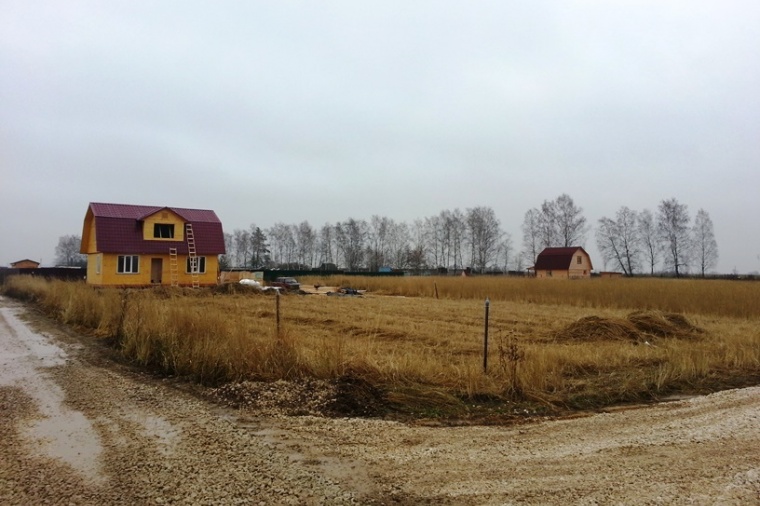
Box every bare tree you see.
[497,234,514,273]
[521,208,542,267]
[657,198,691,277]
[316,223,336,267]
[538,200,560,248]
[367,215,391,271]
[692,209,718,277]
[335,218,368,270]
[595,207,640,276]
[55,235,87,266]
[637,209,659,275]
[466,206,502,272]
[219,232,234,270]
[386,221,411,270]
[232,229,251,267]
[267,223,296,267]
[407,219,429,272]
[553,194,588,247]
[294,221,316,268]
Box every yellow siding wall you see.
[92,254,219,287]
[142,210,185,241]
[86,253,103,284]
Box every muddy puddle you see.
[0,302,106,485]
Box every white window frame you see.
[117,255,139,274]
[95,254,102,275]
[186,256,206,274]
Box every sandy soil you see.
[1,294,759,505]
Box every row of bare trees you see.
[222,207,514,273]
[595,198,718,277]
[54,194,717,276]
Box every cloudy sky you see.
[2,1,759,273]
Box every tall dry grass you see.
[302,275,760,319]
[3,275,759,413]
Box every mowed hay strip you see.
[555,311,703,343]
[554,316,643,343]
[626,310,704,338]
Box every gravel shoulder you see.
[1,295,759,505]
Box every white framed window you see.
[186,256,206,274]
[96,254,102,274]
[117,255,139,274]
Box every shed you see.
[533,247,593,279]
[10,259,40,269]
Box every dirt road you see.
[1,295,759,505]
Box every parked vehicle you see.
[269,276,300,291]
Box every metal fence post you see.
[483,297,490,373]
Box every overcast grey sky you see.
[2,1,759,273]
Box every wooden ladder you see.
[186,223,200,288]
[169,248,179,287]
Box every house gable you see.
[141,208,186,242]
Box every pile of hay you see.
[554,310,703,343]
[626,311,703,338]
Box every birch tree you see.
[692,209,718,277]
[595,207,640,276]
[657,198,691,277]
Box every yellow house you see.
[533,247,593,279]
[80,202,226,287]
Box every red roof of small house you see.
[534,247,593,271]
[84,202,226,255]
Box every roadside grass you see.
[3,275,759,420]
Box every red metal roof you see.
[88,202,226,255]
[534,247,593,271]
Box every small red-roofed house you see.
[80,202,225,287]
[532,247,593,279]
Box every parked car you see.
[270,276,300,291]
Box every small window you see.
[154,224,175,239]
[95,254,102,275]
[186,256,206,274]
[117,255,139,274]
[577,255,582,264]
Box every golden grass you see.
[3,275,759,416]
[302,275,760,319]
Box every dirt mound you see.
[327,374,387,417]
[555,311,703,343]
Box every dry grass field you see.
[3,275,759,420]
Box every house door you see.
[151,258,163,284]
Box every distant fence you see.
[0,267,87,284]
[220,268,404,283]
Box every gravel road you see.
[1,295,759,505]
